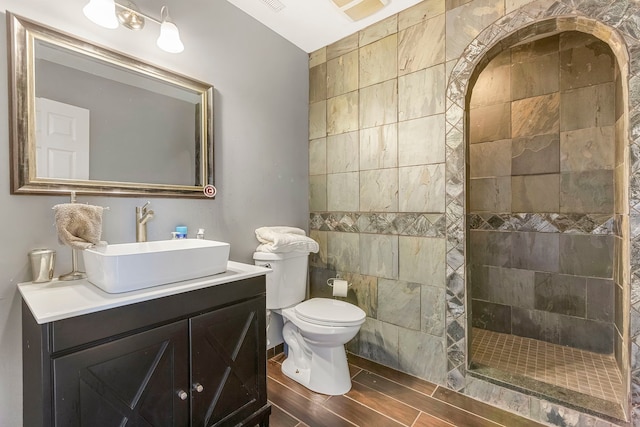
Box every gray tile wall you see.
[468,32,617,354]
[308,0,640,424]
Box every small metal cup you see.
[29,249,56,283]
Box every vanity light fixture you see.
[82,0,185,53]
[156,7,184,53]
[83,0,119,29]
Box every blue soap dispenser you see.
[175,226,188,239]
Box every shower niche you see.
[466,31,627,422]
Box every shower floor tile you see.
[471,328,624,405]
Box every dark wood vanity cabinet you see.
[23,276,270,427]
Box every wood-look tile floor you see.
[267,352,547,427]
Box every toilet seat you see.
[294,298,365,327]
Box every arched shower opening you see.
[465,28,629,422]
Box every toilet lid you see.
[294,298,366,327]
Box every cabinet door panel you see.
[190,296,266,427]
[53,321,189,427]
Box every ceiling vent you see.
[331,0,389,21]
[259,0,286,12]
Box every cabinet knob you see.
[194,383,204,393]
[177,390,188,400]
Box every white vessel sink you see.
[83,239,230,294]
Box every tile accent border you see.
[467,213,615,235]
[310,212,446,237]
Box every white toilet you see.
[254,251,366,395]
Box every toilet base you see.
[281,343,352,396]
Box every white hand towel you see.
[53,203,107,250]
[254,226,319,254]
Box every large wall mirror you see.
[7,13,214,198]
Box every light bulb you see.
[82,0,119,29]
[157,20,184,53]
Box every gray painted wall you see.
[0,0,309,424]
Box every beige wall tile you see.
[378,278,420,329]
[559,32,615,91]
[398,164,445,213]
[446,0,473,10]
[469,139,512,178]
[399,236,446,286]
[511,93,560,138]
[360,124,398,170]
[309,138,327,176]
[360,14,398,47]
[328,232,361,273]
[399,64,446,120]
[398,115,446,166]
[309,63,327,104]
[469,177,511,212]
[309,47,327,68]
[511,134,560,175]
[399,0,446,31]
[421,284,445,335]
[353,318,399,366]
[506,0,535,13]
[360,234,399,279]
[512,174,560,212]
[470,53,511,108]
[339,272,378,318]
[327,131,359,173]
[398,329,446,382]
[327,33,359,61]
[560,126,615,172]
[398,14,446,76]
[309,230,328,268]
[360,34,398,88]
[511,36,558,63]
[511,53,559,100]
[445,0,504,61]
[328,172,360,211]
[309,175,327,211]
[560,83,615,132]
[360,79,398,129]
[327,51,359,98]
[360,168,399,212]
[309,100,327,140]
[327,92,359,135]
[560,171,614,214]
[469,102,511,143]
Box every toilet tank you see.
[253,251,309,310]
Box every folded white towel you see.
[255,226,306,244]
[255,226,319,254]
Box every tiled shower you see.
[307,0,640,424]
[467,31,625,416]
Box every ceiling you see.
[225,0,423,53]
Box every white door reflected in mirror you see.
[35,97,90,180]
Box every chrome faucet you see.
[135,201,155,242]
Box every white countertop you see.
[18,261,270,324]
